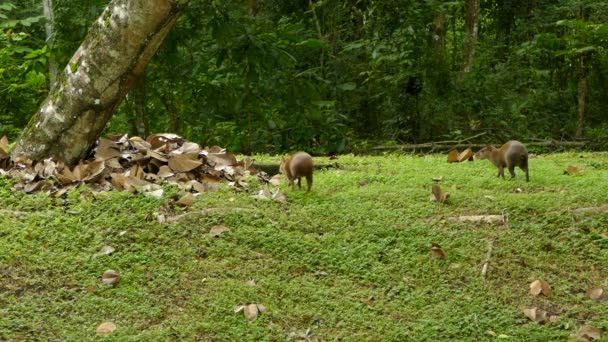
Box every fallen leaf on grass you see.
[359,297,374,309]
[93,245,115,258]
[447,149,459,163]
[235,303,266,321]
[585,286,604,301]
[430,243,447,259]
[457,148,474,162]
[571,325,602,341]
[96,322,117,336]
[272,190,287,203]
[564,165,581,175]
[268,174,282,186]
[529,279,551,297]
[523,307,547,323]
[176,193,195,206]
[209,225,229,237]
[102,270,121,285]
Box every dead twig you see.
[166,207,256,223]
[481,238,495,280]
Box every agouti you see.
[280,152,313,191]
[475,140,529,182]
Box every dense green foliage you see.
[2,153,608,339]
[1,0,608,153]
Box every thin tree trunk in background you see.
[42,0,58,88]
[575,4,590,139]
[462,0,480,72]
[576,56,587,139]
[125,77,149,137]
[11,0,190,164]
[133,77,150,137]
[451,7,457,70]
[433,11,446,52]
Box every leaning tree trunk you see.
[11,0,190,164]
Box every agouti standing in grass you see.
[475,140,529,182]
[280,152,313,191]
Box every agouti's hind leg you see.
[305,174,313,192]
[508,165,516,179]
[297,177,302,189]
[497,166,505,179]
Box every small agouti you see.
[280,152,313,191]
[475,140,529,182]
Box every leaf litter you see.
[0,134,264,196]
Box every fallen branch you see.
[571,204,608,214]
[481,238,495,279]
[449,215,506,224]
[165,207,256,223]
[371,140,587,153]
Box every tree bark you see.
[42,0,58,88]
[462,0,480,72]
[576,57,587,138]
[11,0,190,164]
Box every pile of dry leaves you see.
[0,133,267,197]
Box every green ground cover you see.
[1,152,607,341]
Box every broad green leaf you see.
[299,39,328,49]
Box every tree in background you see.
[2,0,608,158]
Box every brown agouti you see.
[280,152,313,191]
[475,140,529,182]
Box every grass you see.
[1,152,607,341]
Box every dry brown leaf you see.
[93,245,115,258]
[430,243,447,259]
[244,304,259,321]
[269,174,282,186]
[102,270,121,285]
[176,193,195,206]
[564,165,581,175]
[523,307,547,323]
[23,180,54,193]
[147,133,184,149]
[529,279,551,297]
[207,152,237,168]
[209,225,229,237]
[0,135,9,149]
[457,148,474,162]
[272,190,287,203]
[359,297,374,309]
[168,155,203,172]
[576,325,602,341]
[585,286,604,301]
[34,158,57,179]
[96,322,117,336]
[447,149,459,163]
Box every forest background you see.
[1,0,608,155]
